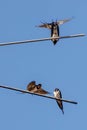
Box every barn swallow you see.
[53,88,64,114]
[27,81,49,95]
[37,18,72,45]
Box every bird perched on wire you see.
[53,88,64,114]
[37,18,72,45]
[27,81,50,95]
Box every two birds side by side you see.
[26,81,64,114]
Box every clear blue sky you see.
[0,0,87,129]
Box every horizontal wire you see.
[0,34,85,46]
[0,85,78,104]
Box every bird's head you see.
[54,88,59,92]
[37,84,42,89]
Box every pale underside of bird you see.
[27,81,50,94]
[54,88,64,114]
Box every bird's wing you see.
[27,81,36,91]
[59,90,62,98]
[37,23,52,29]
[56,100,63,108]
[34,88,50,94]
[57,18,72,25]
[56,98,64,114]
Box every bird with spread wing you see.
[27,81,50,94]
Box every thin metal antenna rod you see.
[0,33,85,46]
[0,85,78,104]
